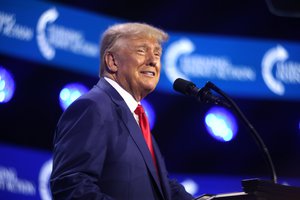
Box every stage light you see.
[141,99,156,130]
[181,179,198,196]
[204,106,238,142]
[0,66,15,103]
[59,83,88,110]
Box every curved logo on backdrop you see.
[163,38,194,82]
[37,8,58,60]
[163,38,256,84]
[262,45,300,96]
[38,159,52,200]
[36,8,98,61]
[262,45,288,95]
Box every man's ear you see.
[104,52,118,73]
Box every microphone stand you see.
[203,81,277,184]
[173,78,300,199]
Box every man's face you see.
[113,37,162,101]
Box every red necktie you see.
[134,104,157,169]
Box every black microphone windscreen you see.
[173,78,195,95]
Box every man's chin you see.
[145,82,158,91]
[141,85,157,97]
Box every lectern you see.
[195,179,300,200]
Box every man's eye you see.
[137,49,146,53]
[155,52,161,57]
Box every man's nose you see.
[147,52,158,67]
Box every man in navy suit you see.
[50,22,193,200]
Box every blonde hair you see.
[99,22,169,76]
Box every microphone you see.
[173,78,278,184]
[173,78,230,107]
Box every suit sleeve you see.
[50,98,114,200]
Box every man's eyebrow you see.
[154,46,162,53]
[155,46,162,50]
[134,44,161,50]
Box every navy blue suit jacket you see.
[50,78,193,200]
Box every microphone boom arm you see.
[205,81,277,184]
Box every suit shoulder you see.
[63,86,114,116]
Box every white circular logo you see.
[163,38,195,83]
[36,8,59,60]
[39,159,53,200]
[262,45,288,95]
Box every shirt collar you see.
[104,77,139,113]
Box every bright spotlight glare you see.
[181,179,198,196]
[0,79,5,90]
[70,90,81,102]
[59,83,88,110]
[205,106,238,142]
[0,66,15,103]
[141,99,156,130]
[205,114,233,141]
[60,88,70,101]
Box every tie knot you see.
[134,104,145,115]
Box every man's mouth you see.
[141,71,155,77]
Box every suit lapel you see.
[152,139,171,200]
[96,78,165,198]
